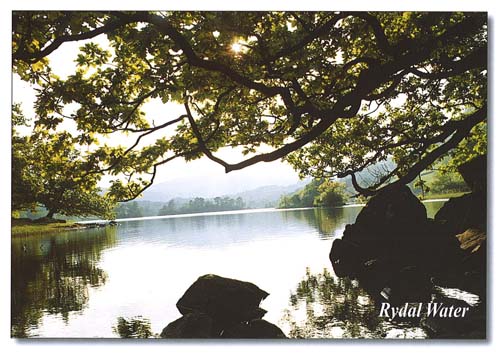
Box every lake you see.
[11,202,447,338]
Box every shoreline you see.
[11,219,113,237]
[11,198,452,237]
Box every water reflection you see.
[281,208,360,238]
[11,203,446,338]
[282,268,383,338]
[113,316,155,338]
[11,228,117,337]
[422,201,446,218]
[281,268,426,339]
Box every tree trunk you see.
[418,174,426,199]
[46,210,55,219]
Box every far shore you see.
[11,197,455,237]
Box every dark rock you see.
[409,219,464,273]
[176,274,269,325]
[421,298,485,339]
[221,319,287,339]
[457,155,486,193]
[432,270,486,297]
[353,185,427,238]
[381,266,432,305]
[160,313,214,338]
[161,275,287,339]
[434,192,486,234]
[329,238,363,277]
[357,258,398,296]
[330,185,430,279]
[431,228,486,296]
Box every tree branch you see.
[184,98,231,170]
[13,14,130,63]
[410,46,486,79]
[351,106,486,196]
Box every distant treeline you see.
[115,196,246,219]
[158,196,246,216]
[16,165,469,221]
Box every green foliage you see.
[158,199,177,215]
[441,121,487,171]
[112,196,247,219]
[413,176,430,199]
[314,180,348,207]
[158,196,246,215]
[12,108,116,219]
[12,12,487,198]
[279,179,346,208]
[115,201,143,218]
[429,171,469,194]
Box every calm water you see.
[12,202,446,338]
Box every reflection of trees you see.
[282,268,386,338]
[281,208,360,238]
[113,316,155,338]
[11,228,117,337]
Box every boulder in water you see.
[221,319,287,339]
[176,274,269,325]
[160,312,213,338]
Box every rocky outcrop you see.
[221,319,287,338]
[161,274,286,339]
[176,274,269,326]
[434,193,486,235]
[421,298,486,339]
[457,154,486,193]
[329,185,463,285]
[330,155,487,307]
[160,313,213,338]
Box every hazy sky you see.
[12,34,301,187]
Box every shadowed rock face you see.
[435,193,486,235]
[160,313,213,338]
[330,180,486,302]
[221,319,287,338]
[162,274,286,339]
[328,156,487,338]
[353,185,428,239]
[176,274,269,325]
[329,185,437,281]
[457,154,486,193]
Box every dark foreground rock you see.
[176,274,269,325]
[329,156,487,338]
[221,319,287,338]
[421,298,486,339]
[160,313,213,338]
[161,274,286,339]
[330,156,486,296]
[435,193,487,235]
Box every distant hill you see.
[140,180,309,208]
[141,172,302,201]
[231,181,309,208]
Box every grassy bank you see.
[11,218,83,237]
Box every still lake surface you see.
[12,202,446,338]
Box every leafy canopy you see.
[12,107,115,218]
[12,11,487,199]
[279,179,347,208]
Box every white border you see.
[2,1,499,352]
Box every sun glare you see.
[231,42,243,54]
